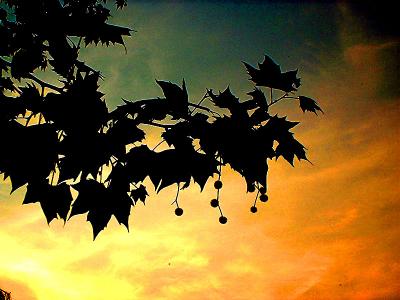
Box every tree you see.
[0,0,323,239]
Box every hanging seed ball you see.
[250,206,258,213]
[175,207,183,216]
[259,186,267,194]
[259,194,269,202]
[248,184,256,193]
[219,216,228,224]
[214,180,223,189]
[210,199,219,208]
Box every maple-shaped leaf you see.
[24,181,73,223]
[258,115,299,141]
[190,152,219,191]
[130,184,148,204]
[156,79,189,119]
[247,88,268,110]
[123,145,157,185]
[243,55,301,92]
[298,96,323,115]
[83,23,131,47]
[208,87,240,110]
[246,88,270,125]
[106,164,132,229]
[112,192,132,230]
[70,180,111,239]
[275,134,308,166]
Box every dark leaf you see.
[298,96,323,115]
[24,181,73,223]
[208,87,239,110]
[130,184,148,204]
[124,145,157,184]
[190,152,219,191]
[275,135,308,166]
[156,79,189,119]
[243,55,301,92]
[247,88,268,110]
[70,179,125,239]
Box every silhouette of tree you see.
[0,1,323,239]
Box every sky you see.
[1,1,400,299]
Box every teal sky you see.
[79,1,340,109]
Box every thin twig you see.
[152,139,166,151]
[171,183,180,206]
[267,93,290,107]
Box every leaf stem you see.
[171,183,180,207]
[267,93,290,108]
[253,190,259,207]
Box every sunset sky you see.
[1,1,400,299]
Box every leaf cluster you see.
[0,1,323,238]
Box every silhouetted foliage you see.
[0,0,323,239]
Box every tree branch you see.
[0,56,64,93]
[267,93,294,108]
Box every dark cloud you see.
[347,1,400,41]
[378,42,400,98]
